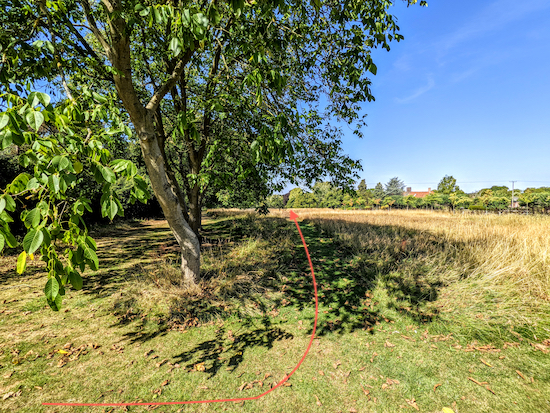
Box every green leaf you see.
[73,160,83,174]
[17,251,27,274]
[3,231,17,248]
[79,239,99,271]
[100,166,116,184]
[2,195,15,212]
[36,92,51,107]
[368,63,377,76]
[169,38,181,56]
[68,271,83,290]
[44,277,60,301]
[48,175,60,193]
[23,229,44,254]
[25,110,45,131]
[0,197,5,214]
[0,233,4,252]
[24,208,41,228]
[46,293,62,311]
[0,113,9,130]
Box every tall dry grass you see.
[267,208,550,300]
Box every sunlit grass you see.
[1,211,549,412]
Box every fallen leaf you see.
[349,408,358,413]
[195,363,205,372]
[406,398,419,411]
[333,360,342,369]
[264,373,271,379]
[161,379,169,387]
[370,352,378,363]
[156,359,169,368]
[480,358,493,367]
[3,371,14,379]
[3,392,14,400]
[434,383,442,391]
[315,395,322,406]
[384,341,395,348]
[359,366,366,371]
[238,382,247,391]
[516,370,527,380]
[318,370,325,376]
[442,408,455,413]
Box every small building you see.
[403,187,434,198]
[511,196,519,208]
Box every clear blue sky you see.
[306,0,550,194]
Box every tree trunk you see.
[140,132,201,285]
[86,4,201,286]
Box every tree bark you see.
[140,132,201,285]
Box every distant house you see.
[403,187,434,198]
[511,196,519,208]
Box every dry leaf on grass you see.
[381,378,400,390]
[468,377,496,394]
[384,341,395,348]
[194,363,205,372]
[515,370,527,380]
[349,408,358,412]
[370,352,378,363]
[161,379,169,387]
[480,358,492,367]
[318,370,325,376]
[333,360,342,369]
[156,359,169,368]
[315,395,322,406]
[406,398,419,411]
[434,383,442,391]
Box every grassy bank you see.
[1,210,549,412]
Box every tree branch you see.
[145,45,197,113]
[80,0,111,58]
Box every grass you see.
[1,210,549,412]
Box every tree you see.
[265,194,285,209]
[372,182,385,200]
[436,175,461,194]
[385,177,405,197]
[1,0,427,306]
[357,179,368,197]
[404,194,417,210]
[312,182,343,208]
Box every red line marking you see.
[43,210,318,407]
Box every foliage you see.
[0,92,148,310]
[372,182,386,200]
[384,177,404,197]
[436,175,461,194]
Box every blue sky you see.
[325,0,550,194]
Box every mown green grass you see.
[1,213,549,412]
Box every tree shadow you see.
[171,316,293,379]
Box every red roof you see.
[404,190,433,198]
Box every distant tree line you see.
[265,175,550,214]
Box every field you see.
[1,209,550,412]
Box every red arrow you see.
[44,210,319,407]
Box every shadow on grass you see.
[172,316,293,379]
[94,214,495,374]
